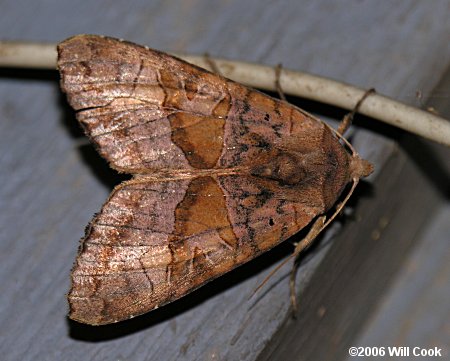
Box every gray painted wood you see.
[341,62,450,361]
[344,205,450,361]
[1,1,449,360]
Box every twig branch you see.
[0,41,56,69]
[1,40,449,147]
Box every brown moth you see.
[57,35,373,325]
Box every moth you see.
[57,35,373,325]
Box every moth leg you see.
[274,64,287,101]
[204,53,222,75]
[290,215,326,315]
[337,88,376,135]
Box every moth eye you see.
[268,218,275,226]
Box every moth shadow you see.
[0,67,58,82]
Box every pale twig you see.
[1,40,449,147]
[0,41,56,69]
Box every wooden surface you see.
[1,1,449,360]
[341,62,450,361]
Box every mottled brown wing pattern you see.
[70,175,321,324]
[58,35,355,325]
[58,35,232,173]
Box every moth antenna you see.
[316,178,359,235]
[337,88,376,135]
[324,121,358,156]
[249,253,295,300]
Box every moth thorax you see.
[250,153,306,186]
